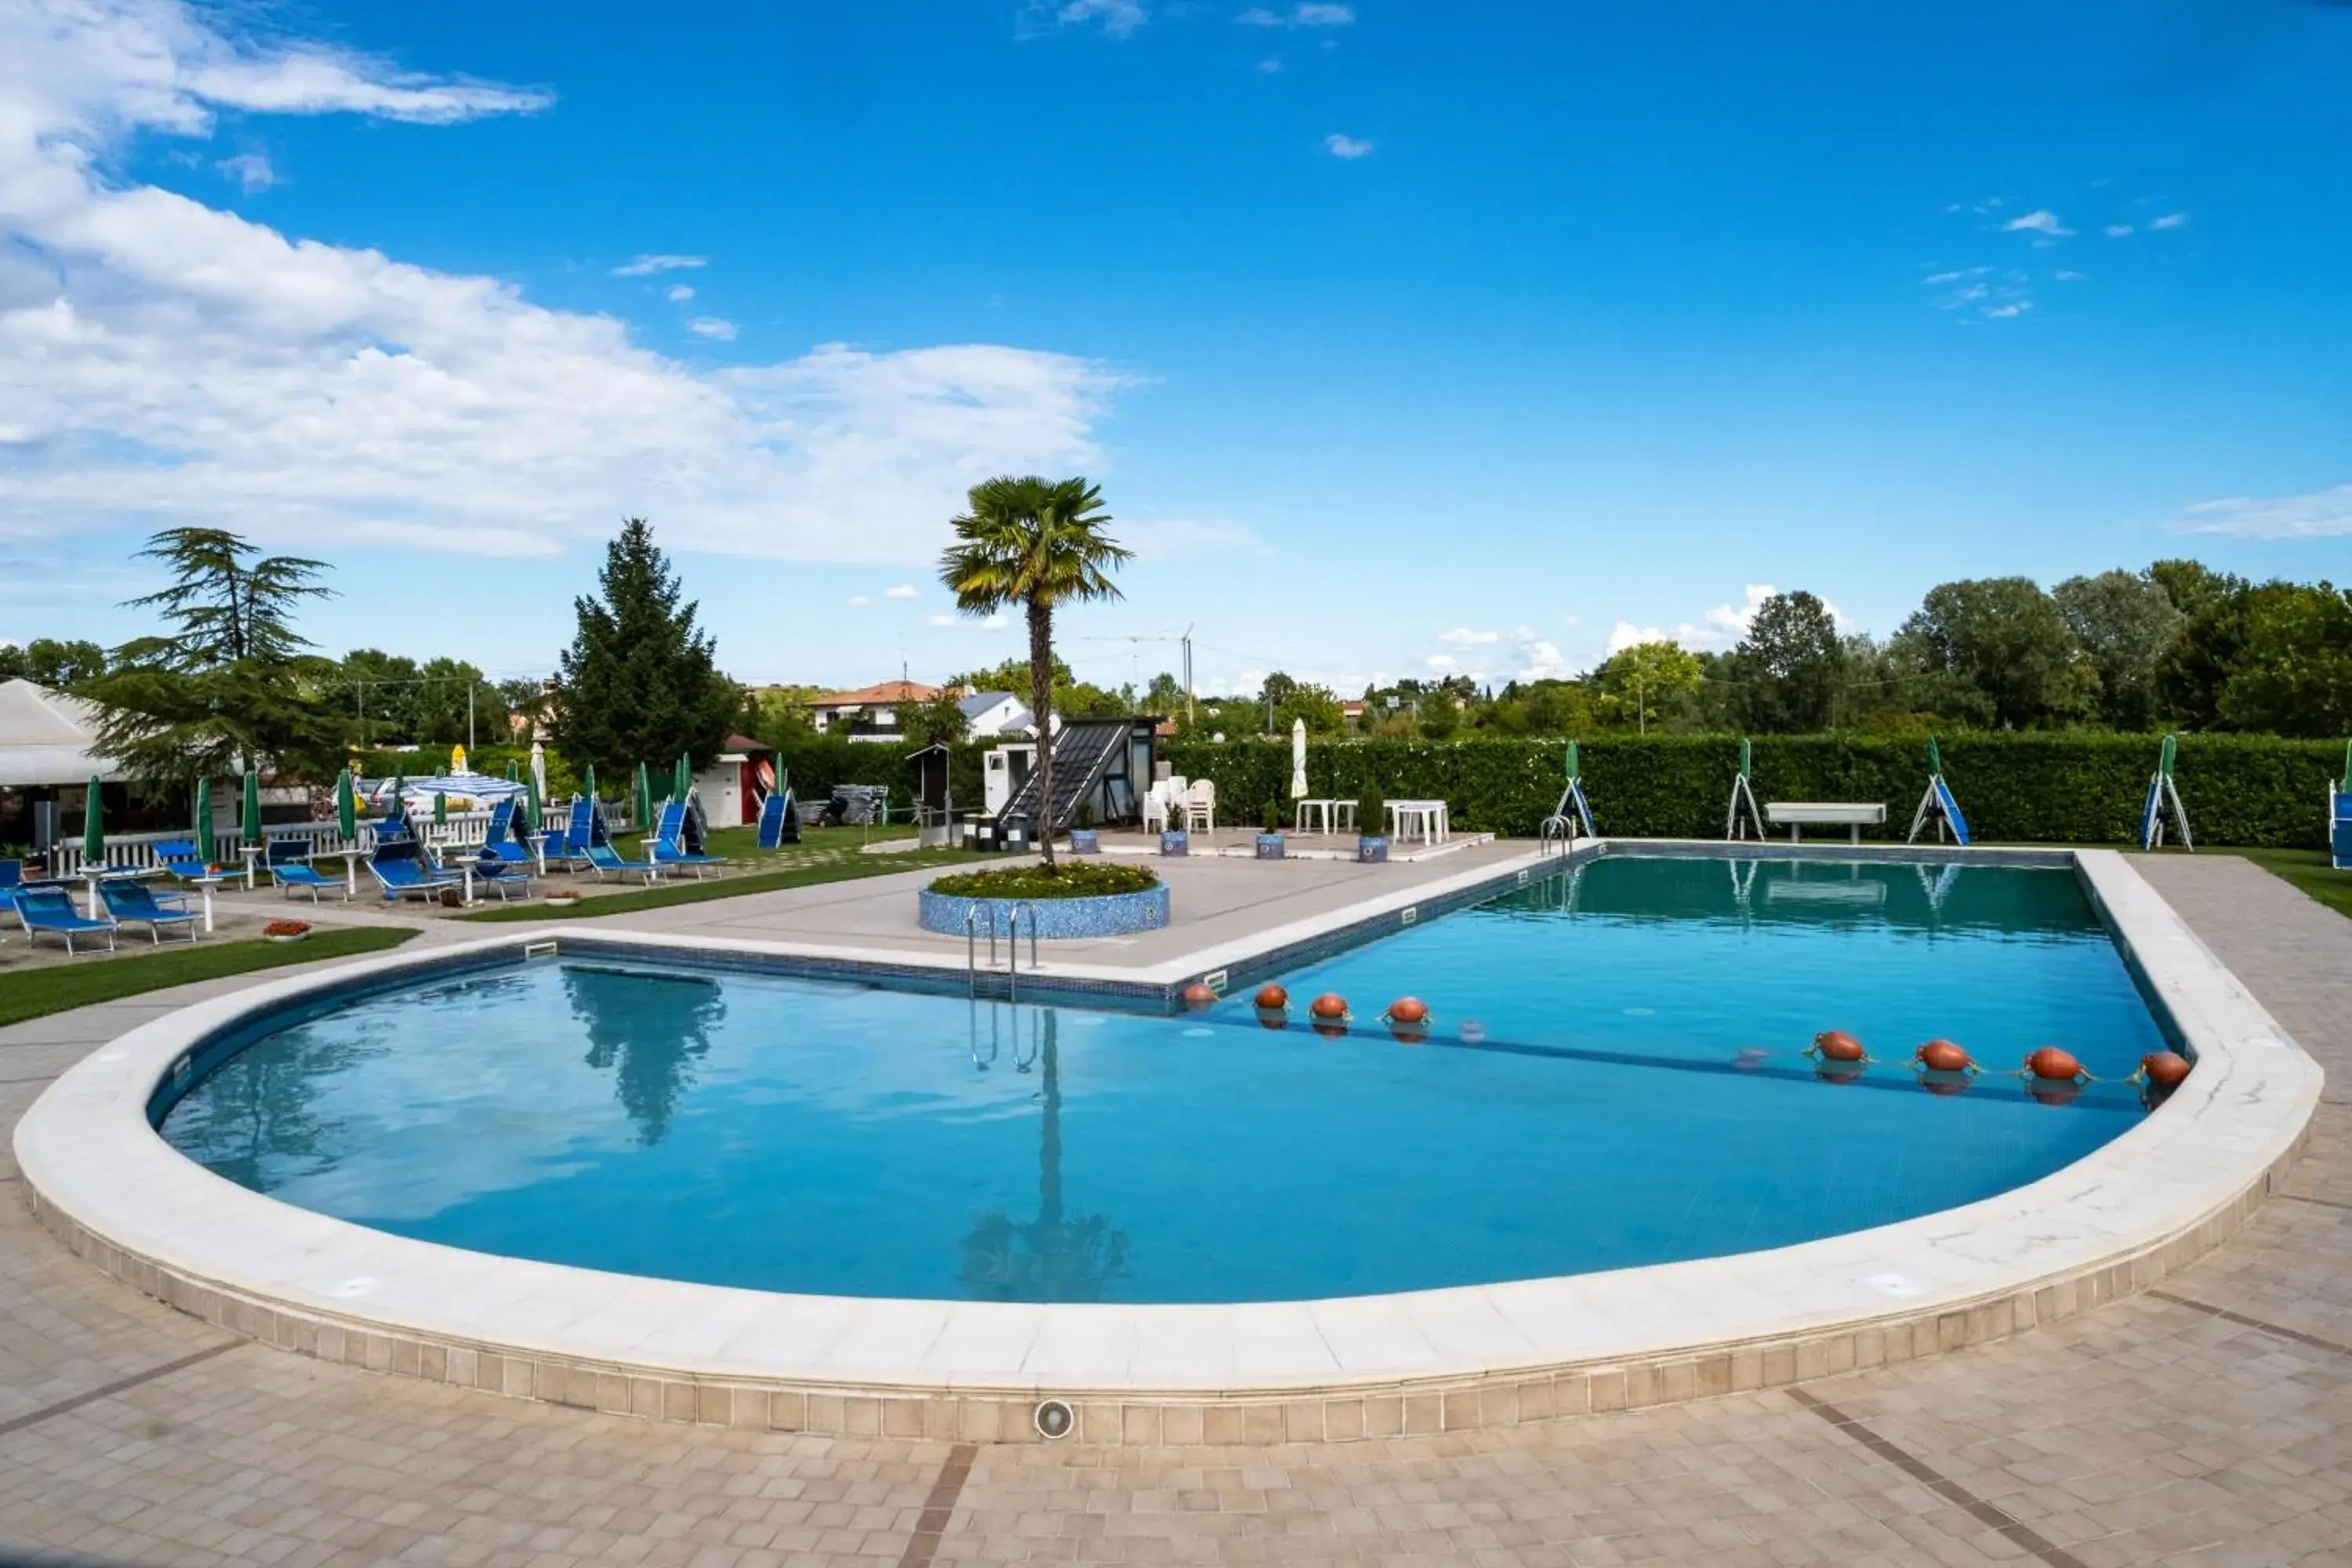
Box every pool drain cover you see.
[1034,1399,1074,1439]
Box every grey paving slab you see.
[0,851,2347,1566]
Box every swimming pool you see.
[154,855,2172,1305]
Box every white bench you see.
[1763,802,1886,844]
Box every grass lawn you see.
[2220,847,2352,921]
[0,926,419,1029]
[462,829,971,923]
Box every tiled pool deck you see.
[3,852,2350,1564]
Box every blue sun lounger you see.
[539,797,597,871]
[11,886,118,955]
[650,800,727,878]
[583,841,662,884]
[98,878,198,943]
[2332,785,2351,873]
[756,786,800,849]
[466,850,538,901]
[368,838,464,902]
[265,837,337,902]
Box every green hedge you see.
[768,734,985,815]
[1163,734,2343,848]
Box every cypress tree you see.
[552,520,737,779]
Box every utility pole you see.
[467,682,476,753]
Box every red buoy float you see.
[1258,1011,1289,1033]
[2140,1051,2191,1088]
[2024,1046,2085,1083]
[1915,1039,1976,1075]
[1254,983,1289,1011]
[1308,993,1349,1022]
[1383,996,1431,1025]
[1181,982,1218,1010]
[1811,1030,1867,1063]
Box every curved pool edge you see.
[12,850,2324,1445]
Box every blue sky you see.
[2,0,2348,697]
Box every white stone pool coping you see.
[13,846,2322,1445]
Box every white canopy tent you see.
[0,679,123,789]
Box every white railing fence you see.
[42,804,634,879]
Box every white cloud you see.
[2175,484,2352,540]
[666,284,694,302]
[883,583,918,599]
[1054,0,1146,34]
[2002,209,2073,238]
[980,613,1009,631]
[216,151,274,191]
[1599,583,1842,660]
[847,595,872,607]
[0,0,1123,565]
[1118,517,1257,560]
[612,253,705,277]
[686,316,738,340]
[2151,212,2190,230]
[1323,132,1373,158]
[1605,621,1669,656]
[2055,270,2086,281]
[1256,57,1283,72]
[1982,302,2030,319]
[1240,3,1352,24]
[1426,624,1577,684]
[926,613,956,626]
[2104,223,2135,238]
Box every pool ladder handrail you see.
[965,901,1042,1000]
[1538,814,1577,855]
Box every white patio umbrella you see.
[530,741,549,808]
[1290,717,1308,800]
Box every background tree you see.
[955,654,1127,719]
[336,648,423,745]
[1593,641,1701,733]
[2053,570,2186,731]
[1272,681,1347,736]
[0,637,108,688]
[1730,590,1844,732]
[410,658,508,746]
[939,476,1131,865]
[899,688,974,749]
[2212,582,2352,737]
[552,519,738,779]
[1892,577,2096,729]
[80,528,341,786]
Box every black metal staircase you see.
[999,720,1129,836]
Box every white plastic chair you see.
[1141,782,1170,833]
[1183,779,1216,833]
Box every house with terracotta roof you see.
[808,680,942,742]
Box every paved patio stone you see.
[3,852,2349,1566]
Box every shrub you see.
[1261,798,1281,834]
[1161,734,2342,848]
[928,862,1159,900]
[1356,786,1386,840]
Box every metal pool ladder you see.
[964,902,1041,1000]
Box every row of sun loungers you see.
[10,795,742,955]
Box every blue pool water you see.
[159,855,2171,1303]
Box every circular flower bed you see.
[920,862,1167,938]
[262,920,311,943]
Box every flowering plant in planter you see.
[262,919,311,942]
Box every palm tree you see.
[938,476,1131,865]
